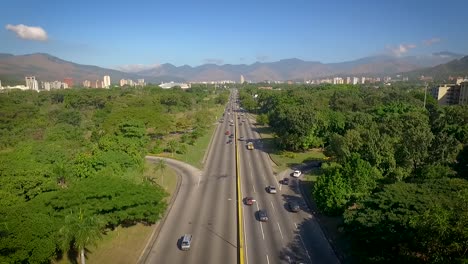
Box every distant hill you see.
[1,52,464,84]
[133,52,464,82]
[0,53,181,85]
[403,55,468,81]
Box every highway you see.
[143,97,238,264]
[143,90,338,264]
[235,92,339,264]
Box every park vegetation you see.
[239,83,468,263]
[0,85,227,263]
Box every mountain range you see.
[134,52,464,82]
[403,55,468,80]
[0,52,465,84]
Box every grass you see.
[143,160,178,195]
[253,123,326,172]
[172,124,216,168]
[156,105,224,169]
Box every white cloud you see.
[423,38,441,46]
[387,44,417,57]
[5,24,48,41]
[116,64,161,73]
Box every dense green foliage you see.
[240,84,468,263]
[0,85,226,263]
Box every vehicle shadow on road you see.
[278,218,341,264]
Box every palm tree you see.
[153,159,167,187]
[59,209,104,264]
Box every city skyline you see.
[2,0,468,70]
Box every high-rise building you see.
[127,79,134,86]
[83,80,91,88]
[0,80,2,88]
[120,79,127,86]
[103,75,111,88]
[137,79,145,86]
[25,76,39,91]
[361,77,366,84]
[240,75,245,84]
[64,78,73,87]
[41,81,51,91]
[353,77,359,85]
[346,77,351,84]
[333,77,344,84]
[431,84,460,106]
[459,82,468,105]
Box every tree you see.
[59,209,104,264]
[167,140,178,157]
[313,163,351,215]
[256,113,269,125]
[153,159,167,187]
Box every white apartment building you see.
[103,75,111,88]
[25,76,39,91]
[333,77,344,84]
[353,77,359,85]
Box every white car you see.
[267,186,277,194]
[292,170,302,178]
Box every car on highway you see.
[258,210,268,222]
[227,139,232,144]
[180,234,192,251]
[242,119,246,122]
[292,170,302,177]
[229,134,234,138]
[229,123,234,126]
[225,130,230,135]
[239,136,244,141]
[244,197,256,205]
[288,201,300,212]
[282,178,289,185]
[267,186,277,194]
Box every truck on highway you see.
[247,142,254,150]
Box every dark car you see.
[258,210,268,222]
[288,201,300,212]
[244,197,256,205]
[282,178,289,185]
[229,134,234,138]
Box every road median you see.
[235,112,245,264]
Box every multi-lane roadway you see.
[236,97,339,264]
[143,100,238,264]
[143,90,339,264]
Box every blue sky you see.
[1,0,467,69]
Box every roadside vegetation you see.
[0,85,228,263]
[239,83,468,263]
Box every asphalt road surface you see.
[143,90,338,264]
[236,98,339,263]
[143,98,238,264]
